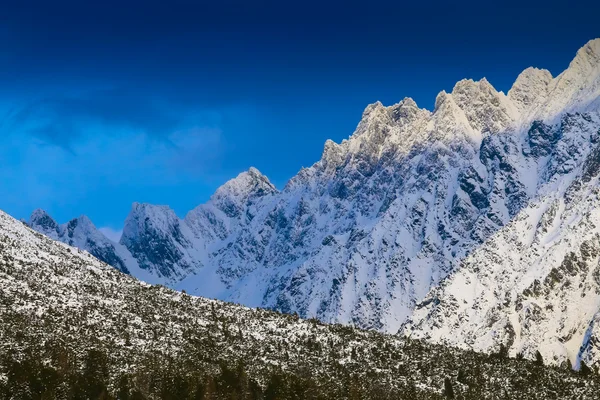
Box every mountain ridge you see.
[27,38,600,367]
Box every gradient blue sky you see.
[1,0,599,234]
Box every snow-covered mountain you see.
[28,38,600,367]
[28,208,162,283]
[28,209,132,274]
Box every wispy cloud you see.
[0,87,231,226]
[0,87,225,152]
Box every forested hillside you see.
[2,210,600,399]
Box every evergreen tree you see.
[580,361,592,376]
[443,377,454,399]
[264,372,285,400]
[78,348,110,400]
[535,351,544,366]
[457,369,467,385]
[117,375,130,400]
[203,376,217,400]
[498,344,509,359]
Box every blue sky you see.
[1,0,599,234]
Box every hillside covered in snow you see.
[3,209,600,399]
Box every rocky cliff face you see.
[404,112,600,369]
[28,39,600,367]
[28,210,131,274]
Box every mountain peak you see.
[529,38,600,121]
[508,67,553,116]
[431,90,478,141]
[121,203,183,246]
[558,38,600,86]
[28,209,59,237]
[29,208,55,225]
[362,101,385,117]
[573,38,600,66]
[65,214,97,235]
[247,166,263,177]
[433,90,451,111]
[450,77,504,107]
[202,168,278,220]
[451,78,493,95]
[450,77,517,133]
[122,203,182,240]
[126,202,177,222]
[321,139,345,169]
[388,97,426,125]
[213,168,277,203]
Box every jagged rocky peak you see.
[62,214,105,241]
[320,139,345,170]
[357,101,393,129]
[28,209,99,244]
[26,209,132,274]
[342,101,398,161]
[433,90,460,114]
[210,167,277,217]
[28,209,59,235]
[387,97,425,123]
[571,38,600,72]
[121,202,182,243]
[213,167,277,202]
[120,202,196,279]
[361,100,386,117]
[534,38,600,121]
[431,90,478,143]
[66,214,95,231]
[450,77,518,133]
[508,67,553,116]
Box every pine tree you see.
[457,369,467,384]
[498,344,509,359]
[535,351,544,366]
[264,372,285,400]
[79,348,110,400]
[580,361,592,376]
[444,377,454,399]
[117,375,130,400]
[203,376,217,400]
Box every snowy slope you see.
[28,39,600,366]
[404,112,600,369]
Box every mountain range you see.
[28,38,600,369]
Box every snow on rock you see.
[120,202,202,283]
[508,67,553,118]
[27,38,600,367]
[404,112,600,368]
[28,209,61,240]
[450,78,518,134]
[27,210,132,275]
